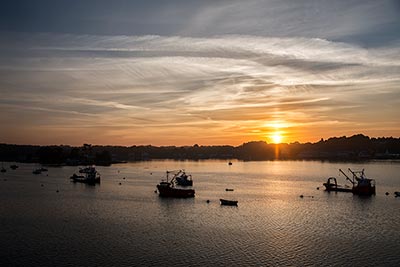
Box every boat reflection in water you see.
[323,168,376,195]
[156,170,195,198]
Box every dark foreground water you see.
[1,160,400,266]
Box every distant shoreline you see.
[1,134,400,165]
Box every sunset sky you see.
[1,0,399,146]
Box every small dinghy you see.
[220,199,238,206]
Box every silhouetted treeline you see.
[0,144,114,166]
[1,134,400,165]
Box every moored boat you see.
[156,171,195,198]
[345,168,376,195]
[157,182,195,198]
[70,166,100,185]
[220,199,238,206]
[323,168,376,195]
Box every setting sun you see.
[271,133,283,144]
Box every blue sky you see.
[1,0,399,145]
[2,0,399,44]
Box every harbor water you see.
[1,160,400,266]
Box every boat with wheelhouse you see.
[70,166,100,185]
[323,168,376,195]
[156,171,195,198]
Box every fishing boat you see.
[70,166,100,185]
[323,168,376,195]
[174,170,193,186]
[220,199,238,206]
[156,171,195,198]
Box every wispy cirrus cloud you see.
[0,32,399,145]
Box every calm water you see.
[1,160,400,266]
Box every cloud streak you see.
[0,31,399,145]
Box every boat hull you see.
[324,184,375,195]
[157,184,195,198]
[352,185,375,195]
[220,199,238,206]
[323,183,352,192]
[71,177,100,185]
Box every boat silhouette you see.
[156,171,195,198]
[220,199,238,206]
[70,166,100,185]
[323,168,376,195]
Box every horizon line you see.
[2,133,400,148]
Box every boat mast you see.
[339,169,355,185]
